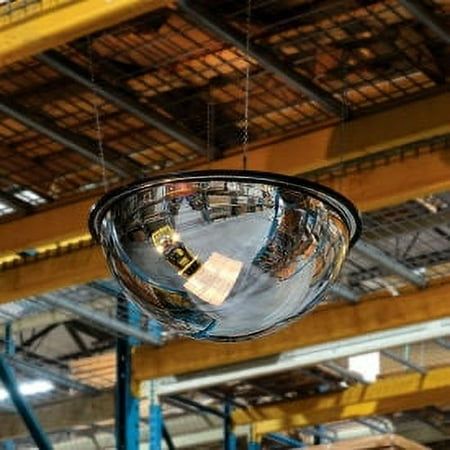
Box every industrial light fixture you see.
[0,380,54,401]
[90,170,361,341]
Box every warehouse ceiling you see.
[0,0,449,211]
[0,0,449,449]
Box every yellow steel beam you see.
[131,282,450,380]
[321,145,450,212]
[1,367,448,441]
[306,435,427,450]
[0,246,107,304]
[1,146,450,303]
[202,92,450,174]
[0,0,172,67]
[233,366,450,435]
[0,198,94,256]
[0,92,449,257]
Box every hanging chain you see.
[241,0,252,170]
[341,54,350,123]
[206,101,211,161]
[87,37,108,192]
[206,95,215,163]
[336,51,350,187]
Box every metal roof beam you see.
[381,349,427,374]
[233,365,450,435]
[0,297,112,334]
[266,433,305,448]
[2,363,447,442]
[2,332,450,440]
[64,323,89,354]
[353,240,427,287]
[436,338,450,351]
[329,284,360,303]
[140,316,450,395]
[1,146,450,303]
[363,209,450,241]
[0,393,249,443]
[19,323,60,349]
[179,0,345,117]
[132,282,450,380]
[0,96,141,178]
[0,246,108,304]
[1,92,448,257]
[38,51,214,158]
[0,0,172,67]
[3,353,98,395]
[397,0,450,45]
[0,191,33,214]
[321,361,369,384]
[42,294,160,346]
[348,247,450,285]
[165,395,226,419]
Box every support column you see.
[314,425,324,444]
[149,381,162,450]
[248,443,262,450]
[0,348,53,448]
[267,433,305,447]
[248,426,261,450]
[148,319,163,450]
[2,324,15,450]
[2,443,15,450]
[115,297,140,450]
[224,398,237,450]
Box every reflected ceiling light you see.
[89,170,361,341]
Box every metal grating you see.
[304,135,450,294]
[201,0,448,107]
[345,191,450,294]
[255,0,444,108]
[0,0,447,211]
[0,0,76,22]
[79,11,332,139]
